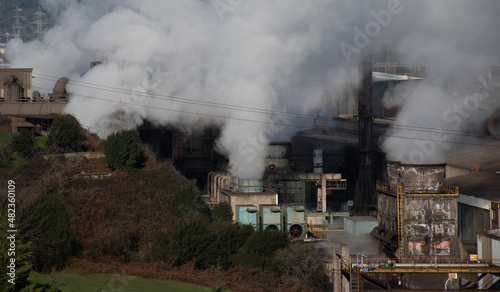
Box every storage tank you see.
[284,205,307,238]
[235,205,259,230]
[313,148,323,174]
[260,205,282,231]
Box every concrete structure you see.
[375,162,466,259]
[343,216,378,236]
[267,172,346,212]
[386,162,446,194]
[264,142,290,171]
[477,230,500,289]
[226,192,278,222]
[0,68,33,101]
[445,172,500,251]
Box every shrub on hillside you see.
[274,243,329,290]
[150,218,253,269]
[235,230,290,271]
[103,130,144,172]
[208,222,254,269]
[0,140,14,166]
[171,185,211,220]
[210,202,233,222]
[151,214,214,268]
[22,193,78,272]
[0,215,32,291]
[12,129,36,157]
[46,114,87,152]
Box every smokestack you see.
[354,61,375,211]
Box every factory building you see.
[373,162,467,259]
[444,141,500,252]
[0,68,33,101]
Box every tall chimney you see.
[354,61,375,211]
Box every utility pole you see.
[33,7,47,42]
[12,7,23,39]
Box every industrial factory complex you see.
[2,62,500,291]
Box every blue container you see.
[232,178,263,193]
[284,205,307,238]
[236,205,259,230]
[260,205,282,231]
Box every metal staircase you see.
[350,268,360,292]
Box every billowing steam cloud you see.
[6,0,369,178]
[380,1,500,163]
[6,0,500,177]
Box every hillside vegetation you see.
[0,117,328,291]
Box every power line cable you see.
[32,73,498,141]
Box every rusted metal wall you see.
[378,191,464,258]
[403,196,458,258]
[377,191,398,232]
[386,161,446,193]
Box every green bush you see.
[274,243,329,290]
[12,129,36,157]
[46,115,87,152]
[151,219,253,270]
[211,202,233,223]
[0,215,33,291]
[171,185,210,220]
[35,135,48,149]
[0,140,14,166]
[208,222,253,269]
[151,214,214,268]
[22,193,78,272]
[103,130,144,172]
[235,230,290,271]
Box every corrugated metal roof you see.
[446,141,500,171]
[457,193,491,210]
[372,72,422,82]
[445,172,500,210]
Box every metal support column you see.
[397,186,404,259]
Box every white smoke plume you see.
[6,0,500,177]
[380,1,500,163]
[6,0,371,178]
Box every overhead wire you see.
[33,73,491,139]
[31,72,500,145]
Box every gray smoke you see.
[6,0,500,176]
[380,1,500,163]
[6,0,370,178]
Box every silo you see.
[284,205,307,239]
[260,205,282,231]
[235,205,259,230]
[313,148,323,174]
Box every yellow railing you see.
[308,223,328,239]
